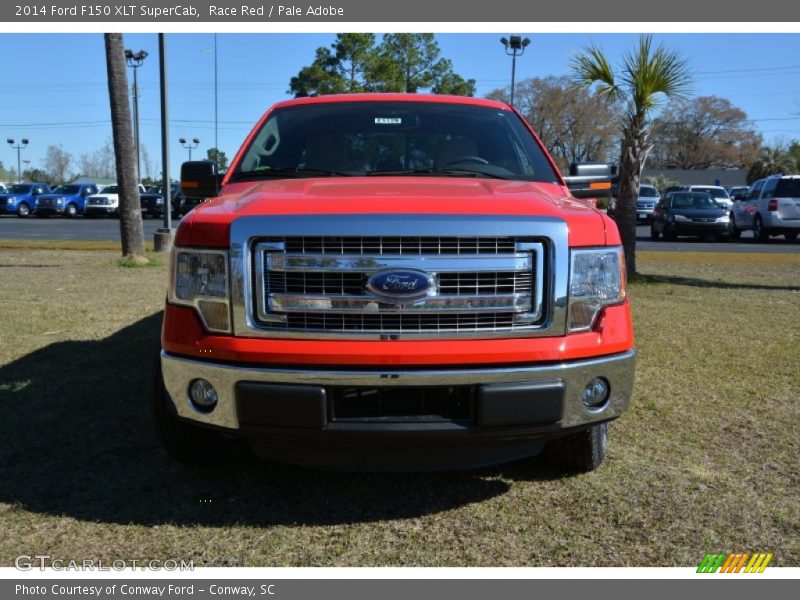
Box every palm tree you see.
[572,35,691,276]
[104,33,147,262]
[747,147,797,184]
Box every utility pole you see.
[154,34,174,253]
[500,35,531,107]
[125,49,148,182]
[6,138,29,183]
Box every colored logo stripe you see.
[697,553,773,573]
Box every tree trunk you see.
[615,113,651,277]
[104,33,146,261]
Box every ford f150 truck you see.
[152,94,635,472]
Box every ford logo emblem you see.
[366,269,435,299]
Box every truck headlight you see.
[6,198,15,204]
[56,198,63,205]
[673,214,690,222]
[716,215,730,223]
[568,247,626,332]
[168,248,231,332]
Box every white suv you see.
[689,185,732,209]
[84,183,147,217]
[730,175,800,242]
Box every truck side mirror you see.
[563,162,613,199]
[181,160,219,199]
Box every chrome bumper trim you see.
[161,349,636,431]
[268,292,532,314]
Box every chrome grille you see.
[252,236,547,338]
[266,271,532,296]
[280,236,519,255]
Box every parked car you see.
[0,183,7,194]
[151,93,635,473]
[35,183,100,217]
[650,191,731,241]
[688,185,732,209]
[728,185,749,202]
[730,175,800,242]
[606,184,659,221]
[140,183,184,219]
[0,182,50,217]
[635,184,660,222]
[84,183,147,218]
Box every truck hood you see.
[180,177,613,247]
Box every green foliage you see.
[206,147,229,171]
[746,146,798,184]
[288,33,475,98]
[645,174,679,195]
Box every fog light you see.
[582,377,610,409]
[189,379,218,413]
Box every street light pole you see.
[154,33,175,253]
[6,138,29,183]
[125,48,148,182]
[179,137,200,161]
[500,35,531,108]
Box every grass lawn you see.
[0,247,798,567]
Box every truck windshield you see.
[8,185,32,194]
[52,185,81,194]
[232,101,560,183]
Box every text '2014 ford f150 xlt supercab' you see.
[152,94,635,472]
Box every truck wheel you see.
[650,224,660,240]
[150,352,243,465]
[65,203,77,218]
[545,422,608,472]
[17,203,30,217]
[753,215,769,242]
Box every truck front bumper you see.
[160,349,636,469]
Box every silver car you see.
[730,175,800,242]
[635,184,660,222]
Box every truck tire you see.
[545,422,608,472]
[753,215,769,242]
[150,352,243,465]
[65,203,77,218]
[650,224,660,240]
[17,203,30,217]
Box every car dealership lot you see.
[2,217,798,254]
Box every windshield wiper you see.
[231,167,353,181]
[365,168,510,180]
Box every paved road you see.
[1,216,799,253]
[0,215,172,242]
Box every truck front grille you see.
[267,271,532,296]
[251,235,548,339]
[282,236,519,255]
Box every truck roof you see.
[269,93,511,111]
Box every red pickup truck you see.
[151,94,635,472]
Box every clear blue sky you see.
[1,33,799,179]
